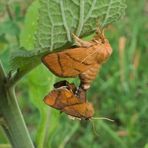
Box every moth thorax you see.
[79,64,100,90]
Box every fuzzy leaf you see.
[35,0,126,50]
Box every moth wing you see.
[62,104,83,118]
[62,103,94,119]
[44,87,81,109]
[42,47,97,77]
[43,89,60,109]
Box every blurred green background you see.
[0,0,148,148]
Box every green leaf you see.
[20,0,40,49]
[10,48,44,71]
[144,144,148,148]
[0,20,20,36]
[35,0,126,50]
[9,48,47,87]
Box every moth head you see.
[84,103,94,119]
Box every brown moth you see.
[42,29,112,90]
[44,80,94,120]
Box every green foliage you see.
[26,65,56,147]
[10,48,41,70]
[0,20,20,36]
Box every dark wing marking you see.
[42,47,97,77]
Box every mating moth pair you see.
[42,28,112,119]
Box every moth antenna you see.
[90,116,114,137]
[80,49,98,63]
[100,28,105,42]
[92,117,114,122]
[95,20,106,43]
[71,33,79,40]
[101,29,105,37]
[90,119,100,137]
[96,27,101,37]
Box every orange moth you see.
[44,80,94,120]
[42,29,112,90]
[44,80,114,122]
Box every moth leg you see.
[72,33,93,48]
[75,87,86,102]
[79,64,101,90]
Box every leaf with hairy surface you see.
[35,0,126,50]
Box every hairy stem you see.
[0,60,34,148]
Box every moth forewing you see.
[62,102,94,120]
[44,86,81,110]
[42,46,97,77]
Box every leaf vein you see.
[76,0,85,36]
[84,0,96,23]
[102,0,113,27]
[47,0,54,50]
[60,0,71,41]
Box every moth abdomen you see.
[79,64,101,90]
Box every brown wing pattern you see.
[43,80,94,119]
[44,87,81,110]
[62,103,94,119]
[44,88,94,119]
[42,47,97,77]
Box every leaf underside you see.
[36,0,126,50]
[10,0,126,72]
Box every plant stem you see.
[0,60,34,148]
